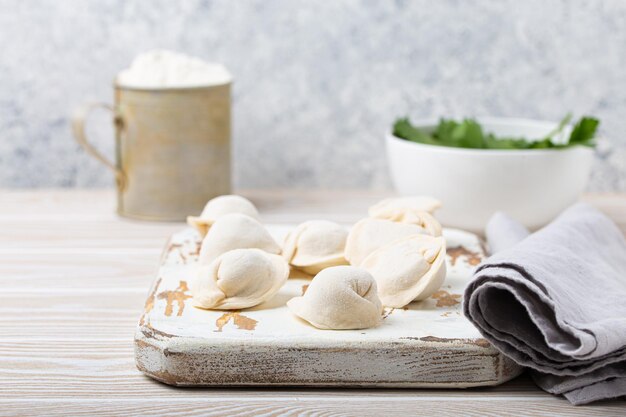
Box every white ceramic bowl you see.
[386,118,595,234]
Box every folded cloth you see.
[485,212,531,254]
[463,203,626,405]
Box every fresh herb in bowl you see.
[393,114,599,150]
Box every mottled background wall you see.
[2,0,625,190]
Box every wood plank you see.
[1,397,624,417]
[0,291,144,339]
[0,221,178,249]
[1,189,623,226]
[0,254,159,290]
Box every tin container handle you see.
[72,103,127,190]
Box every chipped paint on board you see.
[157,281,192,317]
[138,277,161,327]
[447,246,483,267]
[215,312,259,332]
[382,308,395,319]
[430,290,462,308]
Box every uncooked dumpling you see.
[344,218,428,266]
[361,234,446,308]
[287,266,383,330]
[282,220,349,275]
[369,196,441,216]
[187,195,259,237]
[198,213,281,265]
[373,208,442,237]
[369,196,442,230]
[192,248,289,310]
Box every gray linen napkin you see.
[463,203,626,405]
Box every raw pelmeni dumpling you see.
[192,248,289,310]
[375,209,442,237]
[369,196,442,216]
[369,196,442,234]
[198,213,281,265]
[282,220,349,275]
[361,234,446,308]
[287,266,383,330]
[187,195,259,237]
[344,218,428,266]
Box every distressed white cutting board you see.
[135,226,523,387]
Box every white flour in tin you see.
[117,50,231,89]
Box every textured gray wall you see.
[2,0,626,190]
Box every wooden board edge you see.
[134,324,524,388]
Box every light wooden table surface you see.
[2,189,625,416]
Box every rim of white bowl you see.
[387,117,597,155]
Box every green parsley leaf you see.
[569,117,600,147]
[392,115,599,150]
[392,118,438,145]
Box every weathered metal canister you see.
[72,83,231,221]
